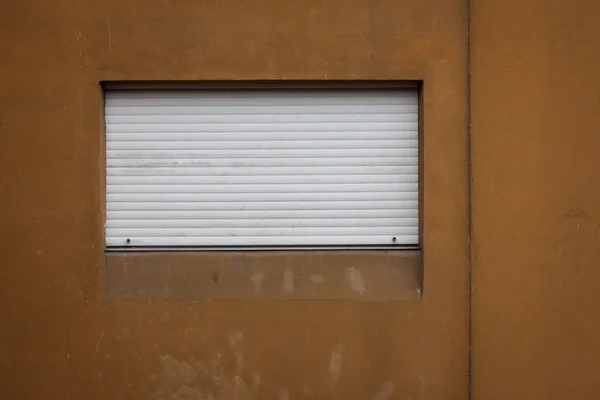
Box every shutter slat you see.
[106,183,418,194]
[107,218,418,229]
[107,200,418,211]
[107,174,417,185]
[107,166,418,176]
[107,122,418,133]
[107,209,418,220]
[105,88,419,247]
[107,226,418,237]
[106,148,417,158]
[106,191,416,202]
[106,134,416,146]
[106,140,418,154]
[106,113,417,124]
[105,105,418,115]
[106,157,418,168]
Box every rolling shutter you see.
[105,86,419,248]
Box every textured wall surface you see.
[0,0,468,399]
[471,0,600,399]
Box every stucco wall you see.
[471,0,600,399]
[4,0,600,399]
[0,1,469,399]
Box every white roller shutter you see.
[105,86,419,248]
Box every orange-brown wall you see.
[471,1,600,399]
[0,0,470,399]
[4,0,599,398]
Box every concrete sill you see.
[103,250,422,301]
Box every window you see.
[104,83,419,250]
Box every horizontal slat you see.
[106,140,417,153]
[107,200,418,211]
[106,236,417,246]
[106,105,418,115]
[107,183,417,194]
[107,209,419,220]
[106,157,418,168]
[106,218,418,229]
[107,97,416,108]
[106,113,417,124]
[106,165,417,176]
[107,174,417,185]
[107,192,416,202]
[106,122,418,133]
[105,87,419,247]
[106,183,418,193]
[106,133,417,144]
[107,148,416,159]
[107,226,417,237]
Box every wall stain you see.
[249,272,264,292]
[154,332,255,400]
[309,274,326,285]
[563,207,594,221]
[345,267,367,294]
[282,268,294,293]
[373,381,395,400]
[278,388,289,400]
[328,343,344,386]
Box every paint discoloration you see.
[345,267,367,294]
[278,388,290,400]
[171,385,203,399]
[282,268,294,293]
[104,251,421,301]
[229,332,244,373]
[155,355,404,400]
[252,373,261,389]
[329,343,344,385]
[563,207,594,221]
[250,271,264,292]
[154,355,206,400]
[373,381,395,400]
[309,274,326,285]
[418,375,425,400]
[154,350,259,399]
[231,376,249,400]
[158,355,198,386]
[302,385,313,395]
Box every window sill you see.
[103,250,422,301]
